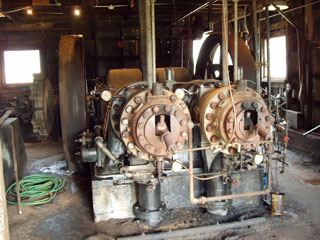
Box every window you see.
[265,36,287,81]
[4,50,41,84]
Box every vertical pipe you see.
[252,0,260,93]
[265,5,272,108]
[233,0,239,82]
[222,0,229,86]
[150,0,156,85]
[138,0,156,89]
[181,37,184,67]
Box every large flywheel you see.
[59,35,87,171]
[195,33,256,89]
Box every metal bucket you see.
[271,192,285,215]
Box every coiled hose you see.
[6,174,66,205]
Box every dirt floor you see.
[7,140,320,240]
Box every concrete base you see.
[92,169,205,222]
[92,168,264,222]
[0,118,27,189]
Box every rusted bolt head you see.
[206,124,213,132]
[143,112,150,119]
[210,102,218,109]
[153,106,160,113]
[179,103,186,109]
[174,110,181,117]
[126,105,133,113]
[134,96,142,104]
[210,135,218,142]
[121,118,129,126]
[138,123,144,129]
[206,113,214,121]
[181,132,187,137]
[180,120,187,126]
[127,142,135,149]
[122,131,129,138]
[170,95,177,102]
[218,92,225,100]
[188,121,194,129]
[165,105,172,112]
[228,118,234,123]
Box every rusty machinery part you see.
[194,85,273,151]
[29,74,56,138]
[195,33,256,88]
[109,82,148,139]
[119,89,191,160]
[59,35,87,172]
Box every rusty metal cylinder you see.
[271,192,285,216]
[137,182,161,211]
[152,83,164,96]
[164,68,174,81]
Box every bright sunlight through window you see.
[265,36,287,81]
[4,50,41,84]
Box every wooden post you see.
[0,144,10,240]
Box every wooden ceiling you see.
[0,0,265,23]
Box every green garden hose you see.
[6,174,66,205]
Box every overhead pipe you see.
[233,0,239,82]
[222,0,229,86]
[252,0,260,93]
[157,0,219,34]
[138,0,156,89]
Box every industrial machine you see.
[58,0,287,226]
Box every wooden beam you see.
[0,0,16,22]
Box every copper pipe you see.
[188,126,272,205]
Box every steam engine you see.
[75,68,278,225]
